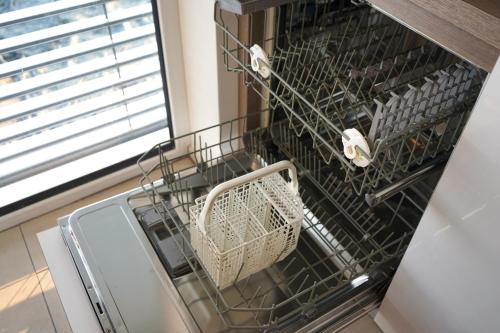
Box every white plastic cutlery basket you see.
[190,160,304,289]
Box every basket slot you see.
[190,162,303,289]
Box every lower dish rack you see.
[138,111,434,332]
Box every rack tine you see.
[268,304,276,326]
[233,262,246,287]
[249,286,262,307]
[307,282,317,303]
[296,274,310,294]
[255,293,269,321]
[282,257,296,275]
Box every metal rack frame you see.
[215,0,484,197]
[137,110,430,331]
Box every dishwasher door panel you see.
[61,193,196,333]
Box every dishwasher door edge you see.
[59,190,199,333]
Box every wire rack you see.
[215,0,484,196]
[138,111,431,331]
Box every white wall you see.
[177,0,238,139]
[155,0,190,138]
[375,58,500,333]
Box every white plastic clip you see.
[250,44,270,79]
[342,128,371,168]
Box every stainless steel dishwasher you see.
[59,0,494,332]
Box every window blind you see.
[0,0,170,188]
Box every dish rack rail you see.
[138,111,431,331]
[215,0,485,197]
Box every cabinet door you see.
[375,56,500,333]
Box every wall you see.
[155,0,190,139]
[177,0,239,141]
[375,58,500,333]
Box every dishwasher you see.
[58,0,490,332]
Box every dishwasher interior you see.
[63,1,486,332]
[136,112,438,332]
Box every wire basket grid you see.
[190,161,304,289]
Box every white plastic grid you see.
[190,161,303,289]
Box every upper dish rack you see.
[215,0,484,197]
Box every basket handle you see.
[198,160,299,234]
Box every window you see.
[0,0,172,209]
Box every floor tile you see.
[0,273,55,333]
[0,227,55,333]
[20,217,58,272]
[0,227,33,288]
[38,268,72,333]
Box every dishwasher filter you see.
[190,161,303,289]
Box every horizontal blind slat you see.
[0,80,163,144]
[0,23,156,77]
[0,96,166,162]
[0,67,161,122]
[0,118,167,186]
[0,0,101,26]
[0,107,166,170]
[1,43,158,100]
[0,3,152,54]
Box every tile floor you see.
[0,165,382,333]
